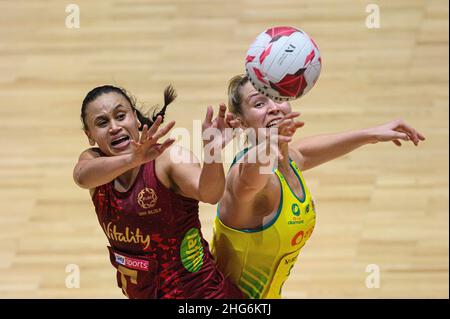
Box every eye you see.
[255,101,265,108]
[97,120,108,128]
[117,113,126,120]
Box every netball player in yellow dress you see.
[211,75,425,299]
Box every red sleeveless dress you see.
[92,160,243,299]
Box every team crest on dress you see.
[137,187,158,209]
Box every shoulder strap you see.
[230,147,251,168]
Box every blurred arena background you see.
[0,0,448,298]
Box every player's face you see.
[84,92,141,156]
[239,81,291,131]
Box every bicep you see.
[167,146,202,200]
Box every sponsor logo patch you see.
[114,253,149,271]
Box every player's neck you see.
[115,166,140,192]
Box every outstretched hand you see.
[368,119,426,147]
[277,112,304,161]
[261,112,305,162]
[202,103,241,149]
[276,112,305,140]
[130,115,176,165]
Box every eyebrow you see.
[113,104,129,111]
[246,92,264,104]
[93,104,129,122]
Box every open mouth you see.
[266,118,282,128]
[111,135,131,148]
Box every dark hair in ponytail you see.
[81,85,177,131]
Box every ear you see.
[84,130,96,146]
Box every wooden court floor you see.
[0,0,448,298]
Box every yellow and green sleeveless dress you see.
[211,148,316,299]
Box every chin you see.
[112,148,132,156]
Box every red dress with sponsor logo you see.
[92,160,243,299]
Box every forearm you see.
[236,144,276,195]
[295,128,374,170]
[74,153,137,189]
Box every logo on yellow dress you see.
[137,187,158,209]
[291,203,300,216]
[291,226,315,247]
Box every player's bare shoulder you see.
[288,146,305,170]
[78,147,103,161]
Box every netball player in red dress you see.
[73,85,243,299]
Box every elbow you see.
[74,176,90,189]
[198,187,224,205]
[73,167,91,189]
[204,198,220,205]
[198,192,222,205]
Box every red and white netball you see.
[245,26,322,101]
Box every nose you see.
[267,100,281,115]
[108,120,121,135]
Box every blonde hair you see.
[227,74,250,115]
